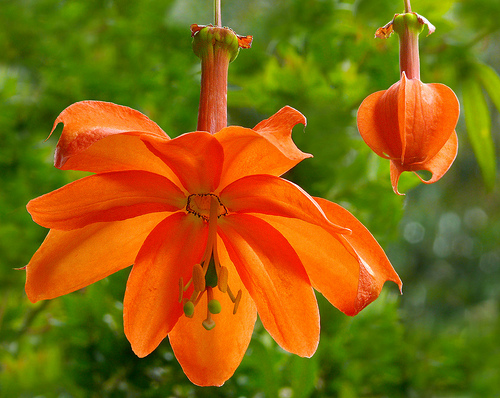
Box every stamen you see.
[193,290,204,306]
[203,287,217,330]
[208,299,222,314]
[192,263,206,292]
[233,289,242,314]
[178,278,184,303]
[218,266,228,293]
[180,194,244,328]
[183,301,195,317]
[206,287,222,315]
[227,286,236,302]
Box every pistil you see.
[179,195,242,329]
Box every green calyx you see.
[393,13,425,36]
[192,25,240,63]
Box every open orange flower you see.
[357,11,459,194]
[26,100,401,386]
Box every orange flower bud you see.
[358,10,459,194]
[357,72,459,194]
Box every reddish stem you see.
[404,0,412,13]
[399,23,420,79]
[197,46,229,134]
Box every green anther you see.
[183,301,195,318]
[205,256,218,288]
[208,299,222,314]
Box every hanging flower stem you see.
[404,0,412,13]
[191,24,252,134]
[395,13,421,79]
[214,0,222,27]
[195,31,231,134]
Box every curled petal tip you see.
[390,162,406,196]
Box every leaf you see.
[462,78,497,190]
[474,62,500,116]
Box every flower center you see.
[180,195,241,330]
[186,193,228,221]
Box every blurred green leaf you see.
[474,62,500,115]
[462,77,497,190]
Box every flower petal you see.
[357,89,394,159]
[357,74,459,165]
[124,212,208,358]
[27,171,185,230]
[258,198,401,316]
[143,132,224,193]
[257,214,359,314]
[169,237,257,387]
[57,132,177,179]
[216,106,310,188]
[398,75,459,164]
[218,214,320,357]
[25,212,166,302]
[51,101,168,169]
[390,130,458,195]
[220,174,349,235]
[314,197,402,314]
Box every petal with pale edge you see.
[314,198,401,314]
[124,212,208,358]
[258,198,401,316]
[390,130,458,195]
[51,101,168,168]
[169,237,257,387]
[218,214,320,357]
[220,174,349,235]
[27,171,185,230]
[143,132,224,194]
[25,212,166,302]
[216,106,310,188]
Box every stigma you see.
[180,194,241,330]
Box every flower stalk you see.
[404,0,411,13]
[191,24,252,134]
[394,13,422,79]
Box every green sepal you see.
[192,25,240,63]
[393,13,424,36]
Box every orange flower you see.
[357,12,459,194]
[26,100,401,386]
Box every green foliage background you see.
[1,0,499,396]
